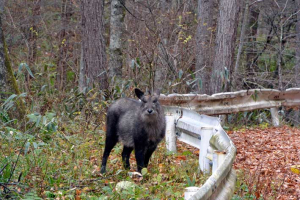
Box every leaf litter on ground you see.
[228,125,300,200]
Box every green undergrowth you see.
[232,170,265,200]
[0,117,208,199]
[3,90,293,199]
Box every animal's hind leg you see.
[100,114,118,174]
[100,135,118,173]
[122,146,133,170]
[100,113,118,174]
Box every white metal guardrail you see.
[162,88,300,200]
[164,107,236,200]
[161,88,300,115]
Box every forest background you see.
[0,0,300,199]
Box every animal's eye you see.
[153,100,158,104]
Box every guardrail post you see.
[184,187,201,199]
[165,115,177,152]
[219,115,227,126]
[200,127,213,174]
[270,107,280,127]
[212,150,227,173]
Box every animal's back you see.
[107,98,140,118]
[106,98,140,146]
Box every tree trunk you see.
[211,0,240,93]
[26,0,41,91]
[108,0,125,85]
[171,0,183,10]
[155,0,172,90]
[28,0,40,65]
[195,0,216,94]
[257,2,270,39]
[79,45,85,92]
[295,0,300,87]
[56,0,73,91]
[244,6,260,89]
[233,0,249,89]
[0,4,26,119]
[80,0,108,91]
[0,2,6,96]
[276,21,284,90]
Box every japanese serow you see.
[100,88,166,173]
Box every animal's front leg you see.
[122,146,133,170]
[134,145,146,172]
[144,144,157,167]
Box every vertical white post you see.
[270,107,280,127]
[212,150,227,173]
[219,115,227,126]
[165,115,177,152]
[199,127,213,174]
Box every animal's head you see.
[135,88,162,121]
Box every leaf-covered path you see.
[228,126,300,199]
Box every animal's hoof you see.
[100,166,106,174]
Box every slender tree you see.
[28,0,41,65]
[295,0,300,87]
[56,0,73,90]
[293,0,300,125]
[257,4,269,38]
[24,0,41,91]
[233,0,249,88]
[80,0,108,91]
[108,0,125,84]
[0,0,26,118]
[195,0,216,94]
[0,0,6,95]
[155,0,172,89]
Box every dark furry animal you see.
[100,88,166,173]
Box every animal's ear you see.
[135,88,144,100]
[153,89,161,97]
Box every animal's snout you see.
[147,109,153,114]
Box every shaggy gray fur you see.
[100,88,166,173]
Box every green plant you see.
[0,93,26,124]
[27,111,57,141]
[186,174,196,187]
